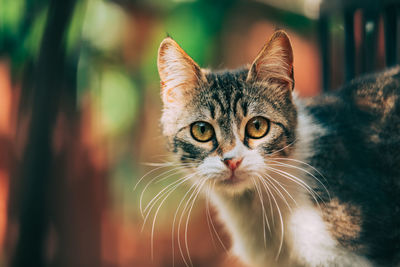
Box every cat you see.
[156,30,400,267]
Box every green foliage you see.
[82,0,127,52]
[22,7,48,61]
[1,0,49,74]
[0,0,25,36]
[98,67,139,136]
[66,0,88,57]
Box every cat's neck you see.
[210,186,310,267]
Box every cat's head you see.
[157,31,297,195]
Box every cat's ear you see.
[157,37,206,105]
[246,30,294,90]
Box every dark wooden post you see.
[318,15,330,91]
[384,6,398,66]
[11,0,77,266]
[361,8,379,73]
[344,9,356,81]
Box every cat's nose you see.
[223,157,243,171]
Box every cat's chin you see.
[213,175,253,195]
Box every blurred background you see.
[0,0,398,266]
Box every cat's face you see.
[158,31,297,195]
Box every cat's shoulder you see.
[342,65,400,105]
[303,65,400,120]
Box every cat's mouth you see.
[220,173,243,185]
[212,170,254,193]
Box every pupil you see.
[254,120,260,130]
[200,125,205,134]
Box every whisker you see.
[266,167,323,208]
[143,172,192,212]
[252,178,269,247]
[261,173,275,225]
[256,176,278,228]
[266,167,317,200]
[172,179,202,267]
[261,174,292,212]
[147,173,197,261]
[134,165,171,191]
[139,166,190,216]
[271,157,328,184]
[183,179,208,267]
[267,138,297,157]
[267,159,330,199]
[205,184,217,249]
[143,172,196,223]
[206,180,227,251]
[256,174,284,260]
[264,172,298,207]
[177,180,205,267]
[141,161,200,167]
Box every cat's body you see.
[156,31,400,267]
[204,67,400,267]
[305,67,400,266]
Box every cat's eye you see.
[245,116,270,139]
[191,121,215,142]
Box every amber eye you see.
[245,116,270,139]
[191,121,215,142]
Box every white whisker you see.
[205,183,217,249]
[143,172,194,216]
[141,161,200,167]
[265,172,298,207]
[267,138,297,156]
[260,174,292,212]
[183,179,208,267]
[268,159,330,199]
[172,179,203,267]
[139,166,190,216]
[143,173,196,229]
[147,173,197,261]
[271,157,328,184]
[266,167,323,208]
[177,180,205,267]
[256,174,284,260]
[206,180,227,251]
[252,178,269,247]
[134,165,171,191]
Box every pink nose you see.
[223,157,243,171]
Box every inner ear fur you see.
[157,37,206,105]
[247,30,294,90]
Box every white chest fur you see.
[211,192,372,267]
[288,205,372,267]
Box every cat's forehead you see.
[205,68,248,88]
[189,70,249,122]
[190,69,287,119]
